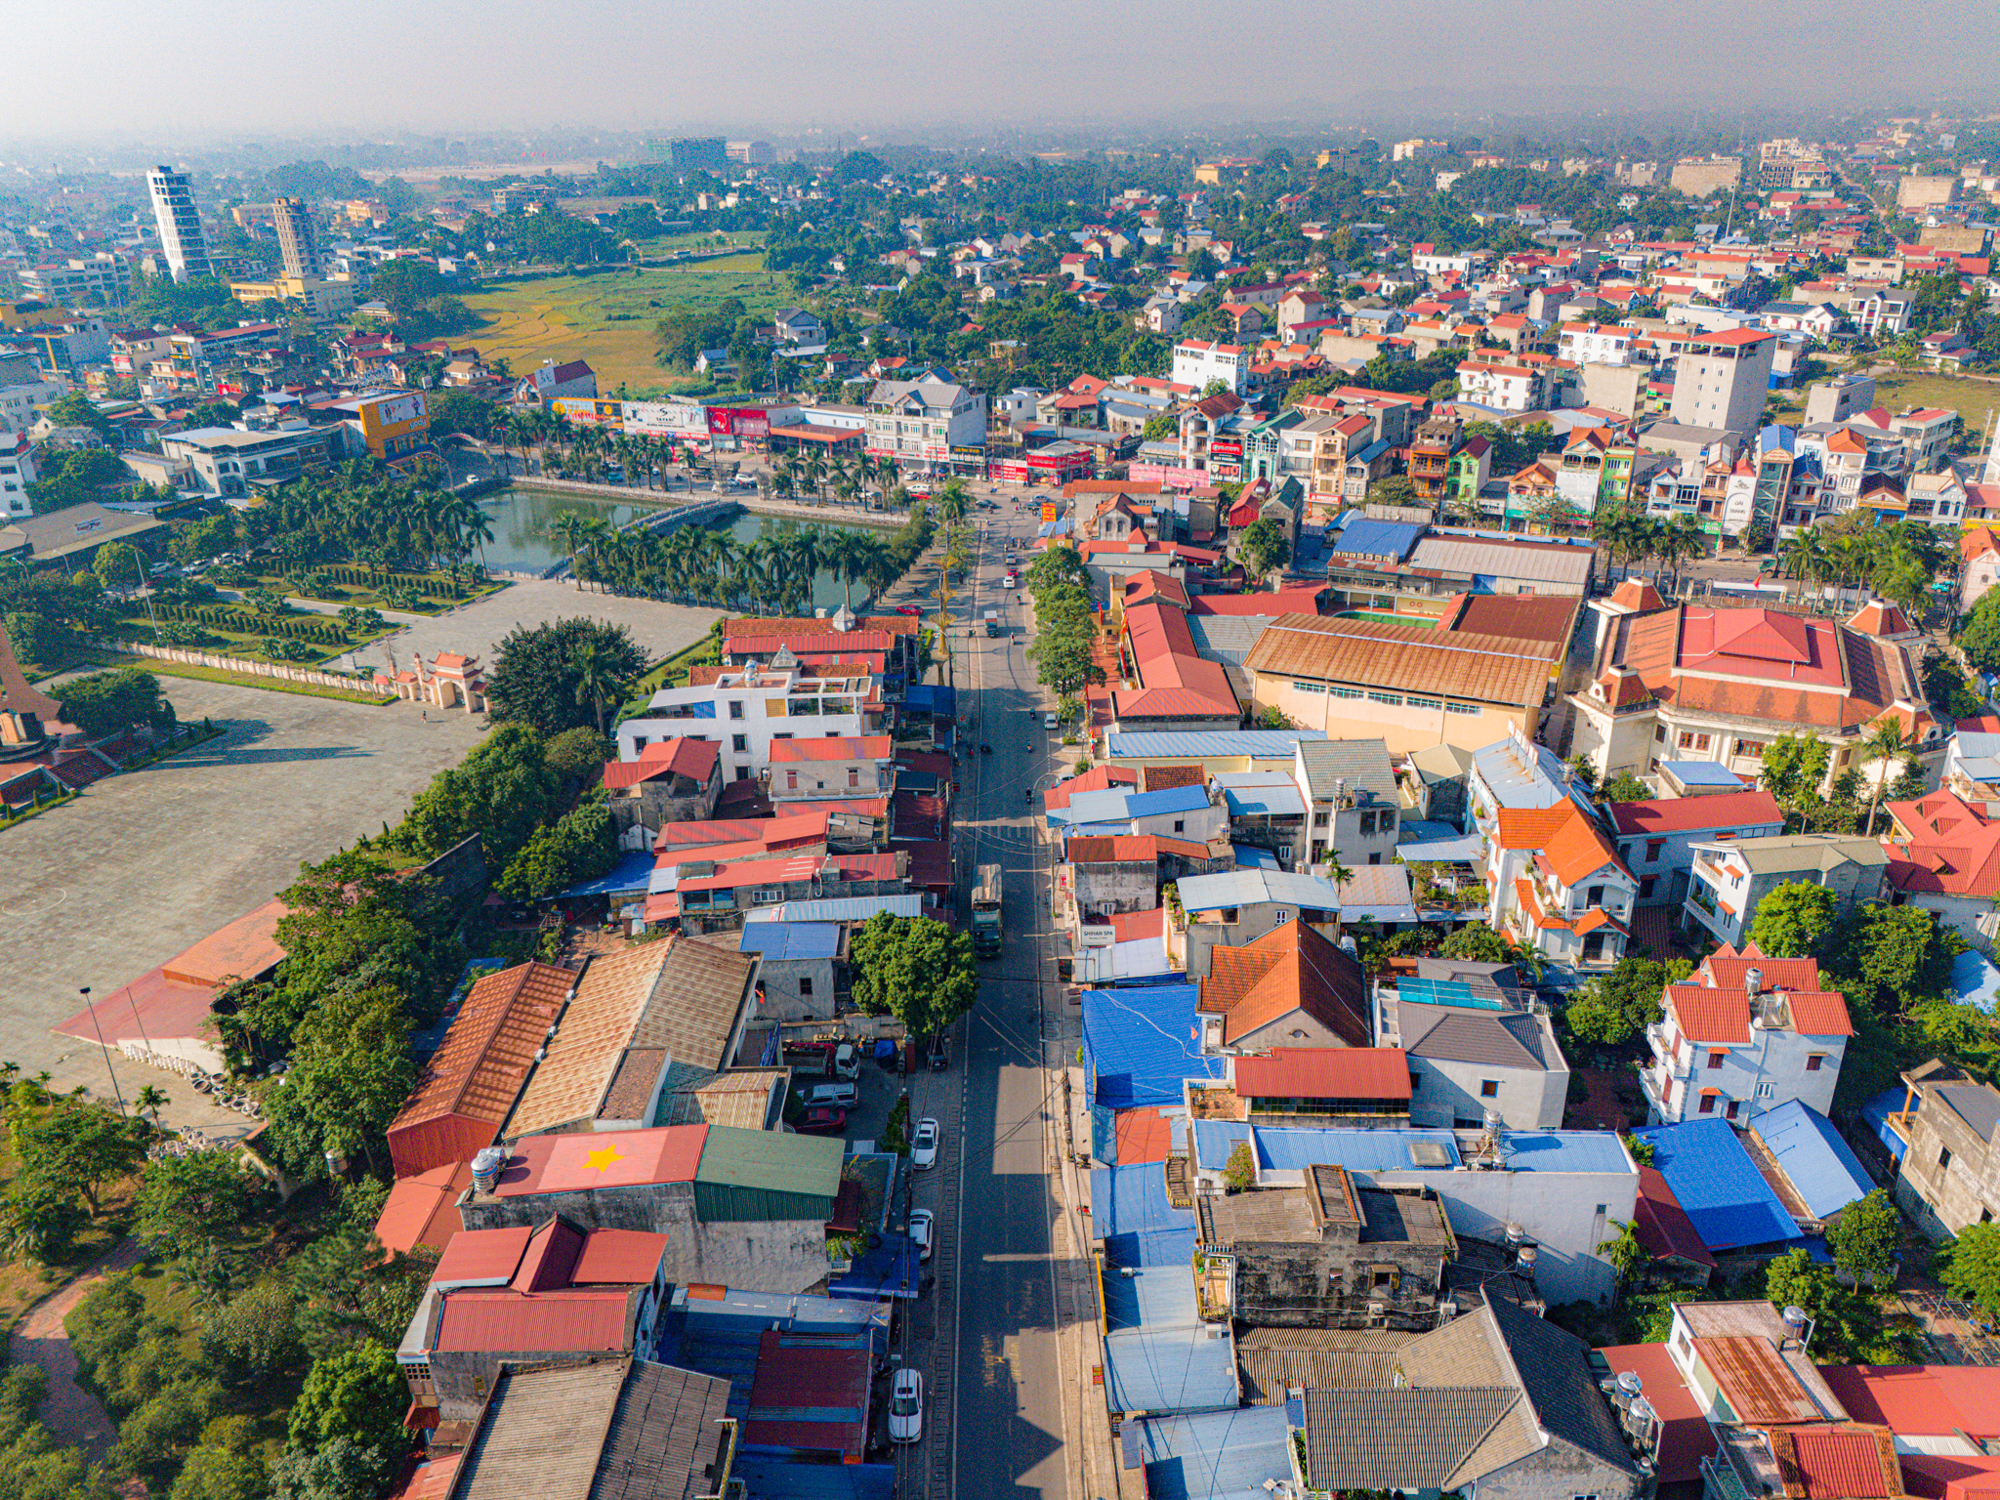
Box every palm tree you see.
[571,636,632,736]
[1321,852,1354,947]
[1598,1219,1650,1287]
[1861,717,1907,836]
[551,512,591,583]
[134,1084,168,1125]
[454,499,495,572]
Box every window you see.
[1645,840,1665,863]
[735,766,751,781]
[1480,1080,1499,1098]
[1654,725,1668,743]
[1293,680,1327,694]
[849,768,860,788]
[1410,1073,1423,1091]
[1806,1054,1824,1072]
[772,731,792,740]
[786,771,799,790]
[1755,1082,1774,1099]
[1725,1099,1740,1121]
[1330,685,1363,700]
[1586,884,1604,906]
[1407,696,1442,711]
[1639,876,1657,899]
[732,734,748,753]
[1677,731,1711,751]
[1707,1050,1725,1070]
[799,977,814,996]
[1368,691,1403,706]
[728,699,744,720]
[1446,701,1480,716]
[1699,1093,1717,1114]
[1272,909,1292,925]
[1940,1146,1953,1171]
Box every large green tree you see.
[486,618,649,737]
[260,985,417,1178]
[847,912,979,1036]
[1747,881,1838,959]
[134,1149,260,1268]
[1566,955,1689,1049]
[54,666,176,739]
[1942,1221,2000,1318]
[286,1341,406,1467]
[1826,1189,1901,1283]
[1238,517,1291,580]
[399,722,561,864]
[495,789,616,900]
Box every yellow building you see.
[350,390,432,464]
[228,275,355,317]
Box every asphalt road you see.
[950,492,1072,1500]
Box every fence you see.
[103,638,397,698]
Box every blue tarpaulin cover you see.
[1860,1085,1909,1162]
[1633,1117,1802,1251]
[1753,1099,1875,1220]
[558,850,656,900]
[1082,983,1222,1110]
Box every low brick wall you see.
[103,639,396,698]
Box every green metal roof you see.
[693,1125,843,1199]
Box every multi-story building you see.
[617,659,880,784]
[1569,602,1936,790]
[1609,789,1785,908]
[863,374,986,465]
[1881,789,2000,950]
[1885,1060,2000,1239]
[1487,796,1636,969]
[0,432,37,518]
[1681,833,1887,949]
[271,197,319,280]
[1406,414,1460,514]
[146,165,213,282]
[1453,355,1548,414]
[1639,943,1851,1126]
[158,424,338,498]
[1669,155,1744,197]
[1554,427,1637,520]
[1557,321,1635,366]
[1170,339,1249,394]
[662,137,729,172]
[1670,329,1776,437]
[17,253,132,309]
[343,389,433,466]
[1373,960,1569,1129]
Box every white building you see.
[146,165,213,283]
[1670,329,1777,437]
[1556,322,1635,367]
[1640,944,1851,1126]
[1486,796,1636,969]
[863,374,987,464]
[0,380,61,438]
[1170,339,1249,394]
[0,432,38,517]
[1374,961,1569,1131]
[616,660,880,784]
[1453,357,1547,414]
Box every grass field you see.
[1870,370,2000,443]
[462,253,789,395]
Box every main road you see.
[944,488,1079,1500]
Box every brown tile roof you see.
[1199,921,1369,1047]
[389,962,573,1155]
[1139,763,1207,793]
[1244,613,1558,708]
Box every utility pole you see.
[80,986,127,1116]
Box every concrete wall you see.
[1227,1233,1446,1330]
[1408,1051,1566,1132]
[1252,673,1535,757]
[1367,1167,1633,1305]
[1072,861,1158,916]
[753,953,839,1023]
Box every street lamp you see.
[79,985,127,1116]
[131,548,160,644]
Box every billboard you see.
[1041,502,1058,523]
[551,396,618,428]
[707,406,771,439]
[623,400,705,437]
[368,391,428,428]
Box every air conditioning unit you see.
[1367,1301,1386,1317]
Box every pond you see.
[477,487,883,612]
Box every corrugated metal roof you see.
[1329,518,1425,560]
[1296,738,1396,802]
[1244,614,1558,706]
[434,1288,636,1354]
[1176,868,1343,912]
[737,923,841,961]
[1698,1335,1824,1425]
[694,1124,842,1200]
[1106,729,1328,760]
[1752,1099,1874,1219]
[1128,1406,1294,1499]
[1126,783,1213,817]
[1212,772,1307,817]
[492,1125,709,1195]
[1406,535,1596,585]
[743,894,925,923]
[1231,1047,1411,1101]
[1632,1117,1802,1251]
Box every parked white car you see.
[889,1368,924,1444]
[911,1117,939,1170]
[1043,711,1059,730]
[908,1208,934,1262]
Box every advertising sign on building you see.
[552,397,619,427]
[706,407,770,439]
[621,400,706,436]
[1041,502,1058,523]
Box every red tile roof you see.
[486,1126,709,1196]
[1043,764,1139,810]
[1065,834,1210,864]
[1115,600,1240,721]
[1885,790,2000,900]
[1199,922,1369,1047]
[1108,907,1165,942]
[1114,1107,1173,1164]
[1667,943,1852,1040]
[1230,1047,1411,1101]
[601,737,719,790]
[1608,789,1784,836]
[1772,1427,1903,1500]
[1497,800,1624,886]
[1188,587,1327,616]
[432,1225,534,1287]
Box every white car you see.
[908,1207,934,1262]
[911,1117,939,1170]
[1043,711,1059,730]
[889,1368,924,1444]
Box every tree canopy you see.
[1747,881,1838,959]
[54,667,176,740]
[486,618,649,738]
[847,912,979,1036]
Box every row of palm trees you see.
[550,514,912,615]
[233,460,497,573]
[1590,508,1711,594]
[496,408,689,491]
[768,449,901,507]
[1775,520,1947,620]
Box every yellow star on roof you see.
[583,1145,626,1173]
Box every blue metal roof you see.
[1234,845,1281,870]
[1092,1163,1197,1238]
[1212,772,1307,818]
[1083,982,1223,1110]
[1329,517,1424,560]
[1128,1407,1294,1500]
[1102,1224,1239,1415]
[1658,759,1746,787]
[743,894,926,923]
[1860,1085,1909,1162]
[1106,730,1327,760]
[1752,1100,1874,1220]
[1632,1117,1802,1251]
[737,922,842,961]
[1471,734,1576,811]
[730,1459,896,1500]
[1253,1126,1463,1174]
[1951,948,2000,1015]
[1495,1131,1633,1174]
[557,849,656,900]
[1127,784,1213,818]
[1189,1119,1254,1171]
[903,682,954,714]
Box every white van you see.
[802,1081,858,1109]
[832,1043,860,1079]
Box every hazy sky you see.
[6,0,1999,140]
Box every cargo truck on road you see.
[971,864,1004,958]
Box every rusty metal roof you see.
[1700,1336,1824,1425]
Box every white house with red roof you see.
[1487,798,1637,968]
[1640,943,1852,1126]
[1607,788,1786,907]
[615,657,878,785]
[766,735,894,800]
[601,737,722,849]
[1882,789,2000,949]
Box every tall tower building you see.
[146,165,213,282]
[272,197,320,280]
